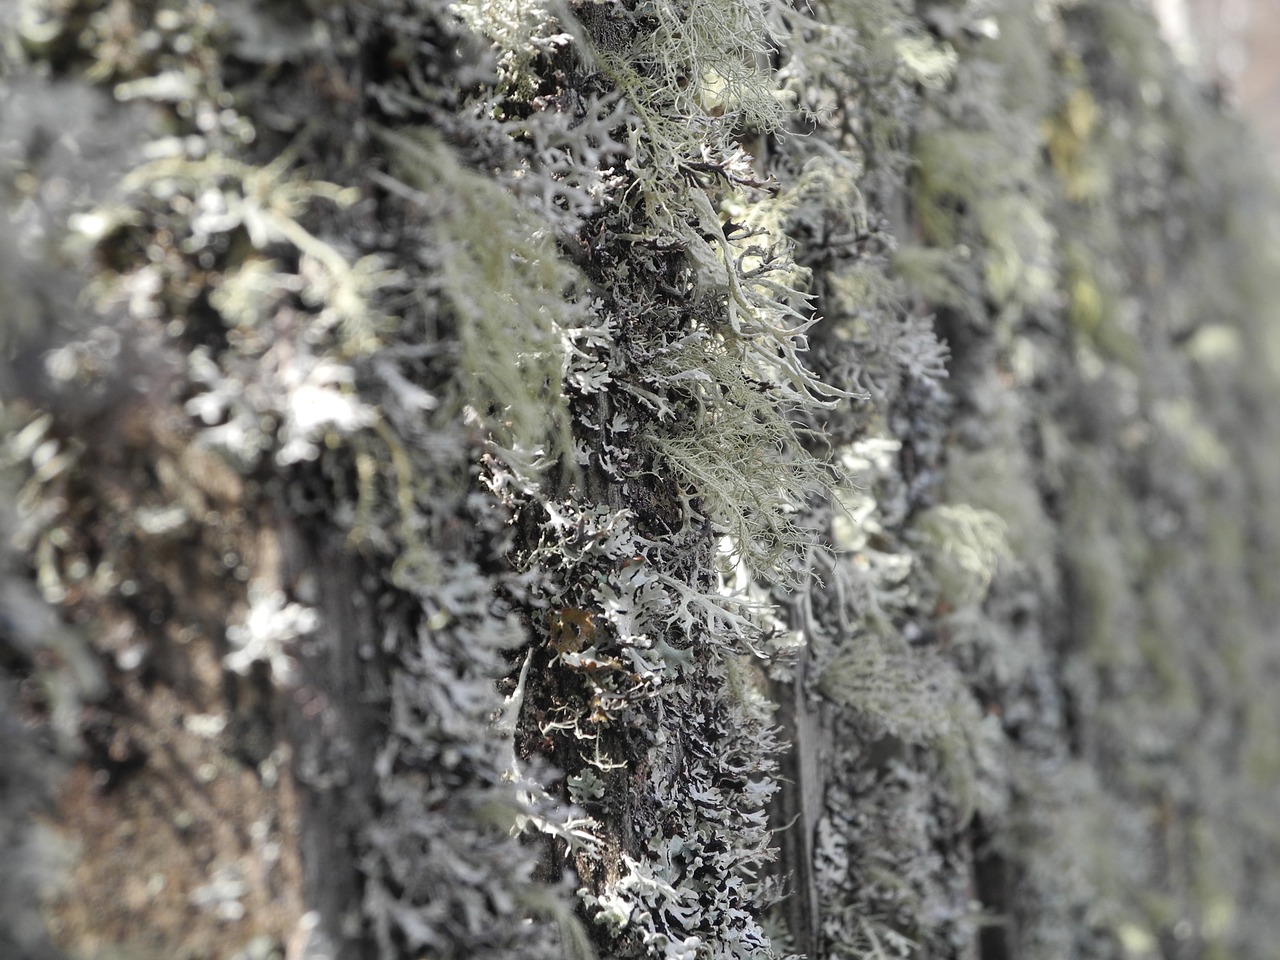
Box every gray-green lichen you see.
[2,0,1280,958]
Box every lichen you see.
[4,0,1280,958]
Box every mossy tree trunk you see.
[3,2,1280,960]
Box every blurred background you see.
[1153,0,1280,146]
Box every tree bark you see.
[3,2,1280,959]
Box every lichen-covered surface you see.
[2,1,1279,959]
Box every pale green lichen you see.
[375,125,581,459]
